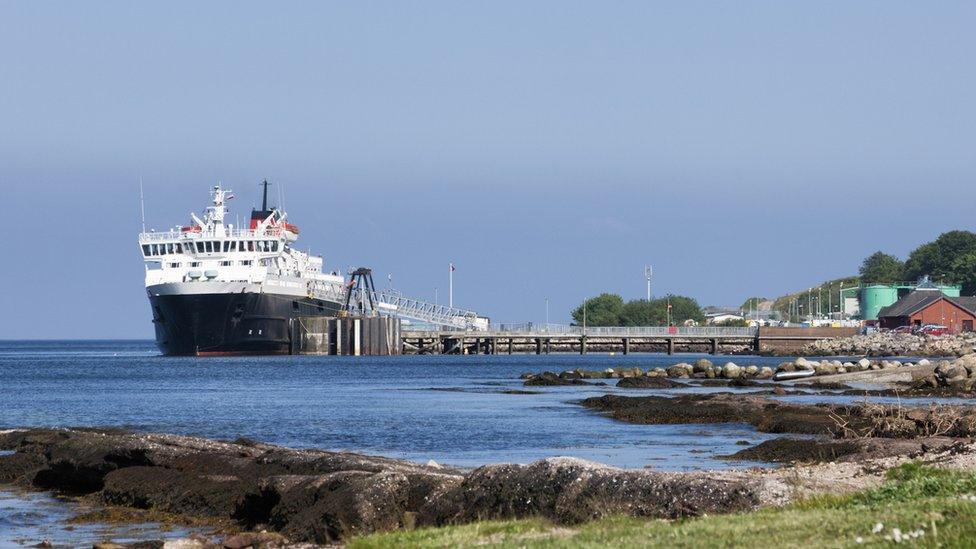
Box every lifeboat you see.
[181,225,201,233]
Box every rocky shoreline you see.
[522,352,976,393]
[0,428,760,546]
[804,331,976,357]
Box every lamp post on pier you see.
[545,297,549,331]
[644,265,653,301]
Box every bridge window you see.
[196,242,204,253]
[166,243,174,254]
[272,241,279,251]
[229,241,237,252]
[142,245,150,256]
[204,241,213,253]
[247,241,254,251]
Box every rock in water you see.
[721,362,741,379]
[617,376,684,389]
[524,372,592,386]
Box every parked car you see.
[891,325,914,334]
[919,324,949,336]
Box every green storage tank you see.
[939,285,962,297]
[861,285,899,321]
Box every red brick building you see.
[877,289,976,332]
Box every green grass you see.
[349,463,976,548]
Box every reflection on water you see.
[0,488,204,547]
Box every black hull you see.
[149,292,343,356]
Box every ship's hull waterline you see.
[148,287,343,356]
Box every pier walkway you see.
[399,326,858,355]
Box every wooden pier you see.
[400,326,859,355]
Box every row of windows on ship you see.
[166,259,258,269]
[142,239,281,257]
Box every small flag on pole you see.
[450,263,455,272]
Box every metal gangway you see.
[343,268,485,331]
[373,290,483,330]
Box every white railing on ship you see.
[139,228,286,242]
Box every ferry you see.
[139,183,347,355]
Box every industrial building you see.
[840,277,962,321]
[877,289,976,332]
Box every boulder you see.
[744,365,759,377]
[667,364,691,378]
[858,358,871,369]
[693,359,713,373]
[758,367,774,379]
[954,354,976,374]
[427,457,760,525]
[222,532,289,549]
[524,372,592,386]
[721,363,741,379]
[617,377,684,389]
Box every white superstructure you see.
[138,185,346,302]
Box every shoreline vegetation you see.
[353,462,976,548]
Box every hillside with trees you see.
[856,231,976,293]
[766,230,976,320]
[570,293,705,327]
[770,276,860,320]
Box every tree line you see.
[859,230,976,294]
[570,293,705,327]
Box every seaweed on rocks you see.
[616,377,685,389]
[0,428,764,544]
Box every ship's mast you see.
[202,185,232,235]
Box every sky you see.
[1,1,975,338]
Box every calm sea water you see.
[0,340,791,470]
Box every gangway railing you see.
[370,290,482,330]
[340,284,482,331]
